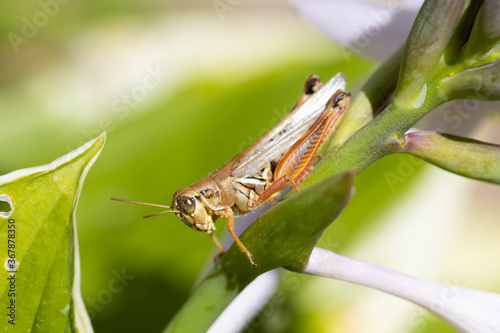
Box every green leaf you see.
[163,172,355,333]
[396,131,500,184]
[393,0,466,108]
[0,133,105,332]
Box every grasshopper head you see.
[172,187,215,233]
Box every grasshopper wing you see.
[230,73,347,178]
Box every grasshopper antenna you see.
[110,198,180,217]
[143,211,177,218]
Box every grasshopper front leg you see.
[220,209,260,267]
[209,231,224,253]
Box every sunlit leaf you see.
[0,133,105,332]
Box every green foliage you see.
[2,0,500,332]
[0,134,104,332]
[303,0,500,189]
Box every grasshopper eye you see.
[305,76,320,95]
[177,196,196,215]
[333,91,346,105]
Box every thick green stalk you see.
[302,99,436,188]
[328,46,404,150]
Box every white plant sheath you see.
[304,247,500,333]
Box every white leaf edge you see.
[0,132,106,333]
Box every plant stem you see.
[302,99,436,187]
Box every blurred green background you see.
[1,1,500,332]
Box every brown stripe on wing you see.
[274,90,350,183]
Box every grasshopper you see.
[112,73,350,267]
